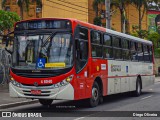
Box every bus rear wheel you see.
[39,99,53,106]
[133,77,142,97]
[89,81,100,107]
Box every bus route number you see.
[41,80,52,84]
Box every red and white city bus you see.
[8,18,155,107]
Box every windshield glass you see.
[13,33,73,69]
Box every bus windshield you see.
[13,33,73,69]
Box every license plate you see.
[31,90,41,95]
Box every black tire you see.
[39,99,53,106]
[133,77,142,97]
[88,81,100,107]
[99,96,104,104]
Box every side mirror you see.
[5,36,13,54]
[5,36,9,47]
[5,47,13,55]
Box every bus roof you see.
[75,19,152,45]
[105,28,152,45]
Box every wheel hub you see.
[92,88,98,101]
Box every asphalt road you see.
[1,82,160,120]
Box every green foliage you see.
[0,10,20,33]
[148,32,160,57]
[154,48,160,58]
[137,30,149,39]
[131,30,160,57]
[131,25,149,39]
[130,32,139,37]
[148,32,160,47]
[93,17,101,26]
[131,30,148,39]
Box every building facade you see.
[3,0,42,20]
[103,4,148,33]
[3,0,149,33]
[42,0,90,22]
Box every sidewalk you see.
[155,76,160,82]
[0,84,38,109]
[0,77,160,109]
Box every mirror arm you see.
[5,47,13,54]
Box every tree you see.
[94,16,101,26]
[2,0,42,20]
[148,32,160,48]
[111,0,131,33]
[92,0,104,17]
[131,0,160,37]
[92,0,105,26]
[0,10,20,34]
[148,31,160,57]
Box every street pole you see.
[106,0,111,29]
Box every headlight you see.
[10,78,22,87]
[52,75,73,88]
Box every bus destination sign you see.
[15,20,71,30]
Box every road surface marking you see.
[74,117,85,120]
[74,111,102,120]
[149,89,153,91]
[155,82,159,84]
[0,100,37,108]
[141,95,153,100]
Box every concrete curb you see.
[0,100,38,109]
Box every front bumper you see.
[9,82,74,100]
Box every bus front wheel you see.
[89,81,100,107]
[39,99,53,106]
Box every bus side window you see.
[122,39,130,60]
[130,42,138,61]
[91,31,102,58]
[112,36,122,60]
[75,27,88,73]
[149,46,153,62]
[103,34,113,59]
[144,45,150,62]
[137,43,144,62]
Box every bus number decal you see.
[41,80,52,84]
[101,64,106,70]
